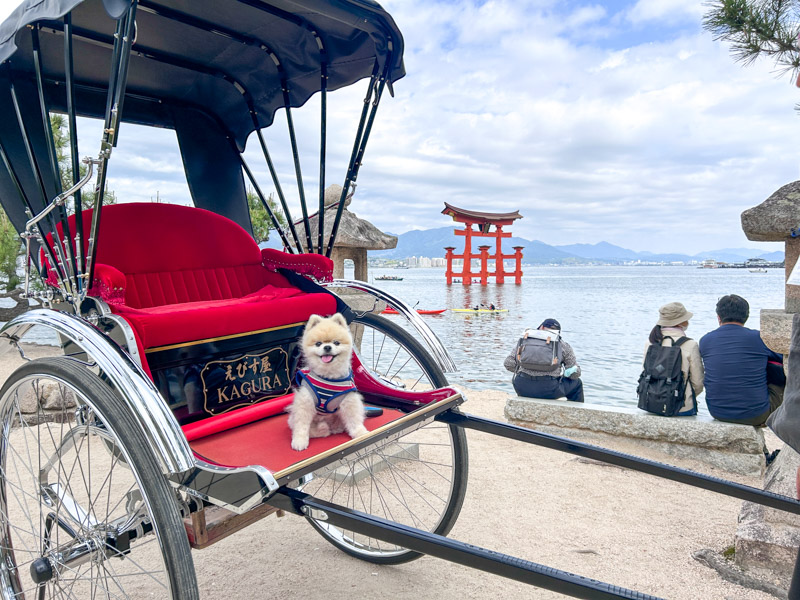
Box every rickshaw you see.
[0,1,799,599]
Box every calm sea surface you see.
[15,265,786,413]
[350,265,786,413]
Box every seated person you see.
[699,294,784,426]
[643,302,704,416]
[503,318,584,403]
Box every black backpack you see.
[636,336,689,416]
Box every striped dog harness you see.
[295,369,357,414]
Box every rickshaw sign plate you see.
[201,347,290,415]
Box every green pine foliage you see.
[247,189,286,244]
[704,0,800,76]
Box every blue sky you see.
[1,0,797,254]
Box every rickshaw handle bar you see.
[437,410,800,515]
[269,487,662,600]
[24,158,97,234]
[324,279,457,373]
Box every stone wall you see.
[14,381,76,426]
[505,397,766,476]
[736,446,800,585]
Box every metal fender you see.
[323,279,458,373]
[0,309,194,474]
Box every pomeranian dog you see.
[288,313,368,451]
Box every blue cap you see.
[539,318,561,330]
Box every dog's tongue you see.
[321,355,334,363]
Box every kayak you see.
[382,308,446,315]
[452,308,508,314]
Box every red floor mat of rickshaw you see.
[187,409,403,474]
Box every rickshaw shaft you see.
[269,487,662,600]
[436,410,800,515]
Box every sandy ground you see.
[0,343,786,600]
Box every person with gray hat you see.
[643,302,704,416]
[699,294,784,426]
[504,318,584,402]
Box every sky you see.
[0,0,797,254]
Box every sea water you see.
[356,265,786,413]
[11,265,785,413]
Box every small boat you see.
[382,308,446,315]
[749,268,768,273]
[452,308,508,314]
[375,275,404,281]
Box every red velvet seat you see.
[49,203,336,363]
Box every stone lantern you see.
[298,185,397,281]
[735,182,800,586]
[741,181,800,353]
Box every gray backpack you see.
[515,329,562,371]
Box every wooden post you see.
[513,246,524,284]
[478,245,490,286]
[462,224,473,286]
[444,246,455,285]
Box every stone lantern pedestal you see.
[736,181,800,585]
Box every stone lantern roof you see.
[297,185,396,252]
[741,180,800,242]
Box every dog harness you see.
[295,369,357,414]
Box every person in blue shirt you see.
[699,294,785,426]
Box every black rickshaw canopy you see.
[0,0,404,248]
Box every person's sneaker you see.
[766,449,781,466]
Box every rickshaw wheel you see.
[297,312,468,564]
[0,357,198,599]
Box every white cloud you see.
[2,0,794,255]
[626,0,705,25]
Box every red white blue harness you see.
[295,369,357,414]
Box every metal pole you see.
[240,155,292,251]
[64,13,85,281]
[282,97,312,253]
[0,138,60,284]
[251,120,304,252]
[7,70,69,287]
[31,25,78,295]
[317,43,327,255]
[326,61,389,257]
[86,1,138,290]
[324,63,379,257]
[438,411,800,514]
[270,488,664,600]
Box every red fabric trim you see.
[182,394,293,442]
[87,264,127,305]
[261,249,334,283]
[113,290,336,349]
[351,353,458,405]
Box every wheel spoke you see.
[0,359,197,598]
[297,313,467,563]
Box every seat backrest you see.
[54,203,283,309]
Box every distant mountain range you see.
[368,227,784,264]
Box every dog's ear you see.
[331,313,348,328]
[305,314,323,331]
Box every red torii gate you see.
[441,203,523,285]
